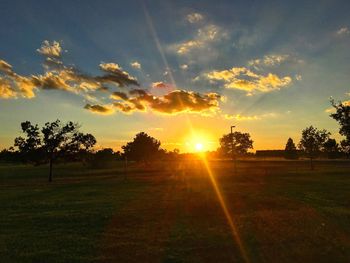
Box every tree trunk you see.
[49,156,53,182]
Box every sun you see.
[184,131,215,153]
[195,143,204,151]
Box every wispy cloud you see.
[336,26,350,36]
[224,112,278,121]
[186,12,204,24]
[248,54,290,68]
[151,81,173,89]
[168,24,228,55]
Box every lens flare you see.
[200,155,250,263]
[142,4,248,261]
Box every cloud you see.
[336,27,350,36]
[169,24,228,55]
[295,74,302,81]
[113,102,136,113]
[248,54,290,68]
[224,112,278,121]
[0,59,15,76]
[107,88,221,115]
[2,40,223,117]
[146,90,220,114]
[37,40,62,58]
[0,77,16,98]
[130,61,141,69]
[98,62,139,87]
[110,91,129,100]
[84,104,115,115]
[186,12,204,24]
[0,41,139,102]
[180,64,188,70]
[205,67,292,94]
[151,81,173,89]
[0,59,37,98]
[176,40,202,55]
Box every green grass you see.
[1,160,350,262]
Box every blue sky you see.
[1,0,350,152]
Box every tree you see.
[284,138,298,159]
[14,120,96,182]
[122,132,161,162]
[323,138,339,159]
[14,121,42,163]
[330,99,350,156]
[298,126,330,169]
[219,131,253,157]
[89,148,119,169]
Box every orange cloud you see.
[206,67,292,94]
[0,78,16,98]
[105,88,221,115]
[0,41,139,101]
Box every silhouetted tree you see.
[14,120,96,182]
[219,131,253,157]
[340,140,350,157]
[298,126,330,169]
[0,147,19,163]
[323,138,339,159]
[122,132,161,162]
[14,121,42,163]
[284,138,298,159]
[330,99,350,156]
[89,148,118,168]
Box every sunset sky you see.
[1,0,350,152]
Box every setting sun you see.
[195,143,204,151]
[184,131,216,152]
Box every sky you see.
[1,0,350,153]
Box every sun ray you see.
[200,155,250,263]
[142,5,248,260]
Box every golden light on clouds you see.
[205,67,292,94]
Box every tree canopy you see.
[330,99,350,154]
[14,120,96,181]
[298,125,330,169]
[284,138,298,159]
[122,132,161,162]
[219,131,253,157]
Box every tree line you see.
[0,99,350,179]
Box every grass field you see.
[1,160,350,262]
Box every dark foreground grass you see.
[1,160,350,262]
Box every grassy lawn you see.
[1,160,350,262]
